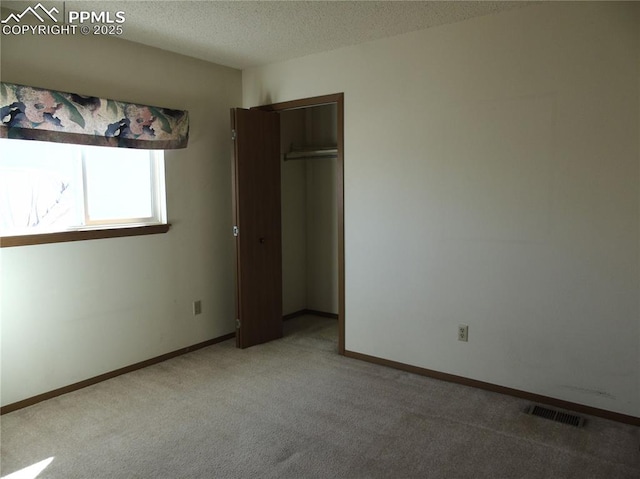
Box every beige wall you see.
[281,109,308,314]
[305,104,338,313]
[244,2,640,416]
[305,156,338,313]
[0,27,241,405]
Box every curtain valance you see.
[0,82,189,149]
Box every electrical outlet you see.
[458,325,468,342]
[193,300,202,316]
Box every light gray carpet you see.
[1,315,638,478]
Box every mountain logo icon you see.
[1,3,59,24]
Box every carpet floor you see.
[1,315,638,478]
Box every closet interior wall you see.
[281,105,338,316]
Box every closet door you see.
[231,108,282,348]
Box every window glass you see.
[84,146,154,222]
[0,139,165,236]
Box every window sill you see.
[0,224,171,248]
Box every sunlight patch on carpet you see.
[1,457,54,479]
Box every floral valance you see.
[0,82,189,149]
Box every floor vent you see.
[526,405,585,428]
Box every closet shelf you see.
[284,146,337,161]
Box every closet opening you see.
[255,94,345,354]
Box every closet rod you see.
[284,147,338,161]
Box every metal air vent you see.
[526,405,585,428]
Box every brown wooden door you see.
[231,108,282,348]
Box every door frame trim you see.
[254,93,345,354]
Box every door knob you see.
[259,237,265,243]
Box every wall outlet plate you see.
[458,325,468,342]
[193,300,202,315]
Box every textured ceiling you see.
[2,1,527,69]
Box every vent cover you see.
[526,405,585,427]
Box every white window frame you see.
[78,148,167,229]
[0,139,169,245]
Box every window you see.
[0,138,167,240]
